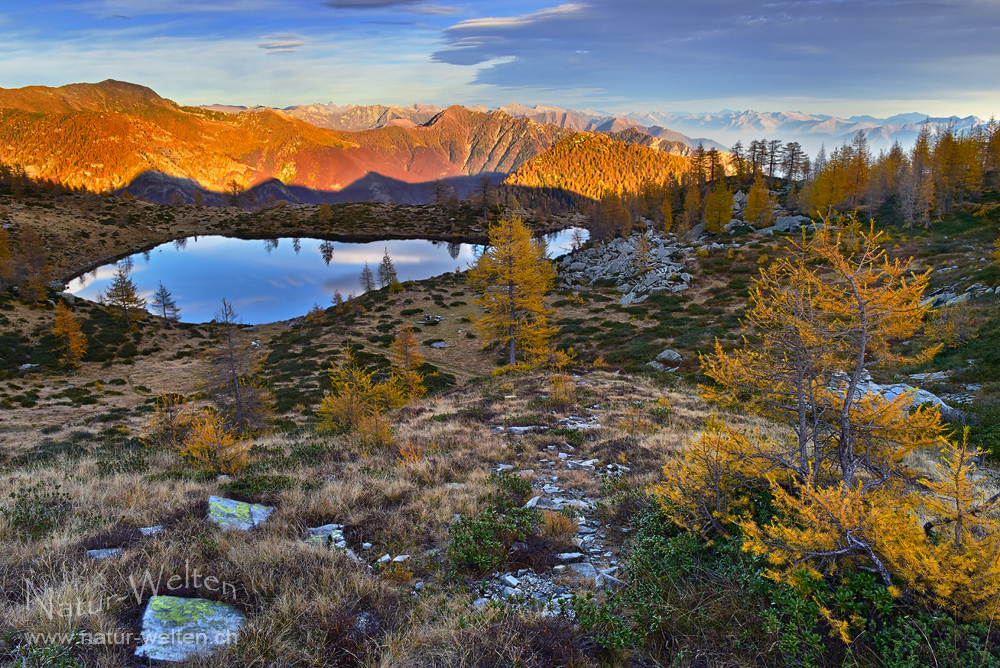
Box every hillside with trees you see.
[503,132,692,200]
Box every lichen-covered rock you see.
[134,596,244,662]
[306,523,347,549]
[655,349,682,364]
[207,495,274,531]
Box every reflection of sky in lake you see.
[67,229,587,324]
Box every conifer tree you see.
[150,281,181,321]
[391,325,425,398]
[660,196,674,233]
[206,299,272,435]
[317,344,406,448]
[359,262,376,292]
[52,302,88,368]
[682,179,701,230]
[653,221,983,612]
[743,174,775,228]
[467,215,555,366]
[703,181,734,233]
[99,267,146,329]
[377,248,397,289]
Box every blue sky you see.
[2,0,999,117]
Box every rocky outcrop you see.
[559,229,692,304]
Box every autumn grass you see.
[0,363,726,665]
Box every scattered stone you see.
[568,562,599,582]
[139,526,164,536]
[503,574,520,587]
[392,554,410,563]
[306,523,346,549]
[207,495,274,531]
[507,426,547,435]
[86,548,120,559]
[473,597,490,609]
[558,552,586,563]
[774,215,809,232]
[134,596,245,662]
[430,341,450,349]
[655,349,682,364]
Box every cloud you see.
[322,0,423,8]
[433,0,1000,114]
[258,33,306,54]
[409,4,461,15]
[446,3,585,30]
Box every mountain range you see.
[0,81,573,205]
[620,110,986,156]
[0,80,988,206]
[209,98,985,158]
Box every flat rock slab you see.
[135,595,244,662]
[208,495,274,531]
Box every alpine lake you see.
[66,229,587,324]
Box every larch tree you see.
[317,344,406,449]
[703,181,734,233]
[206,299,272,436]
[377,248,397,289]
[660,195,674,233]
[359,262,376,292]
[227,179,244,207]
[467,215,556,366]
[651,220,1000,622]
[391,325,425,398]
[100,267,146,329]
[150,281,181,321]
[682,179,701,231]
[743,174,775,228]
[52,302,88,368]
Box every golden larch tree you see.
[660,196,674,233]
[391,325,425,398]
[703,181,734,233]
[52,302,88,368]
[682,179,701,230]
[651,219,1000,619]
[467,215,556,366]
[743,174,775,227]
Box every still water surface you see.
[67,229,586,324]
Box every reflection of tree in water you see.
[292,238,301,255]
[320,241,335,266]
[142,250,151,263]
[174,238,187,251]
[263,239,279,255]
[118,256,134,273]
[447,242,461,260]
